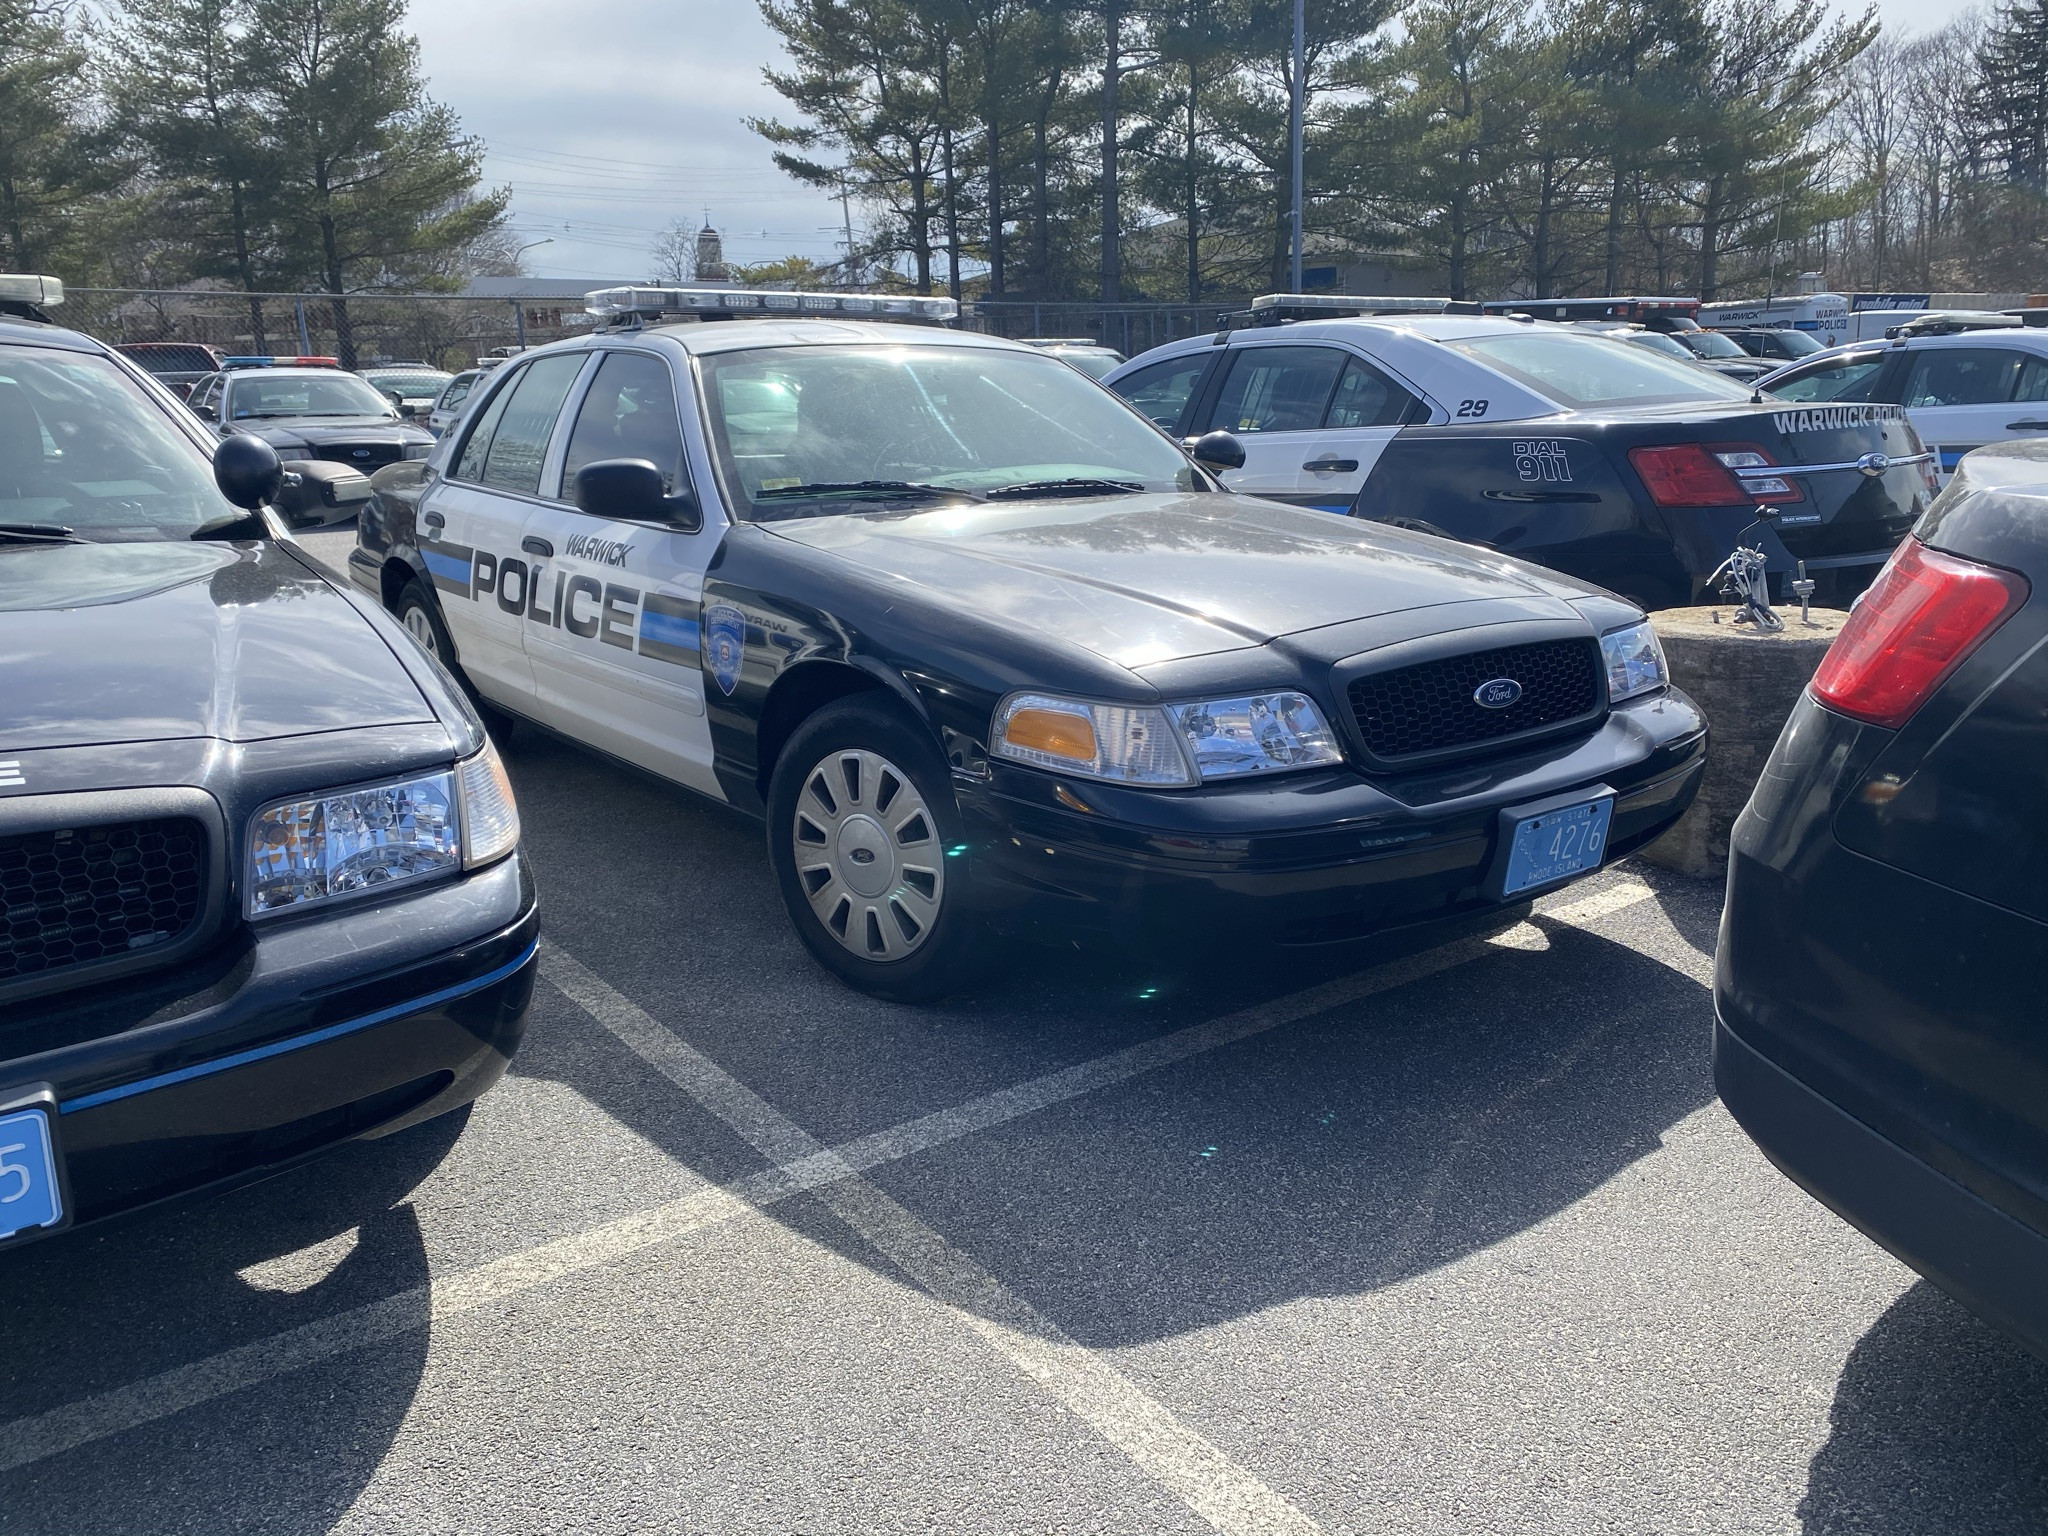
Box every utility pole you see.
[1290,0,1305,292]
[837,179,859,286]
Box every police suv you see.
[353,286,1708,1000]
[1106,295,1938,609]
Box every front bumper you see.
[1715,1011,2048,1359]
[0,851,537,1243]
[961,691,1706,946]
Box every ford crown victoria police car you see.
[353,286,1708,1001]
[0,284,534,1250]
[1107,296,1937,609]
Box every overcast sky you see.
[409,0,1988,286]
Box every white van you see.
[1698,293,1850,347]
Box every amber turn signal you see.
[1000,706,1099,763]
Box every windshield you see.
[1452,330,1755,409]
[1770,330,1825,359]
[699,344,1200,520]
[1675,329,1747,360]
[1050,349,1123,380]
[225,371,395,419]
[1626,331,1695,360]
[0,345,247,542]
[363,370,450,401]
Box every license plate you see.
[1501,797,1613,896]
[0,1107,64,1242]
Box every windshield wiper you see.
[753,480,983,504]
[982,478,1146,500]
[0,522,82,543]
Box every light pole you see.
[510,239,552,349]
[1290,0,1305,292]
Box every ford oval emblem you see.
[1856,451,1890,477]
[1474,677,1523,710]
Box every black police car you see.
[186,359,436,474]
[1717,438,2048,1357]
[354,284,1707,1002]
[0,289,534,1252]
[1107,301,1938,609]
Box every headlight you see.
[246,740,520,916]
[991,694,1195,786]
[1601,620,1669,703]
[403,441,434,460]
[992,690,1346,786]
[1171,692,1343,779]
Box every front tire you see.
[393,577,517,740]
[766,697,985,1001]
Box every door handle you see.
[1303,457,1359,473]
[522,535,554,557]
[2007,420,2048,430]
[422,511,445,529]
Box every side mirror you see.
[274,459,375,526]
[573,458,702,532]
[191,400,217,421]
[214,433,283,510]
[1187,429,1247,473]
[397,400,419,419]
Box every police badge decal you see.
[705,603,747,695]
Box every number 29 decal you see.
[1456,398,1490,418]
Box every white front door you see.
[1900,345,2029,484]
[520,348,724,798]
[1200,343,1414,512]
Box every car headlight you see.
[1171,692,1343,779]
[403,441,434,460]
[246,740,520,916]
[1601,620,1669,703]
[991,694,1196,786]
[992,690,1345,786]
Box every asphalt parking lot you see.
[2,527,2043,1536]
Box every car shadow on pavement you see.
[1799,1282,2048,1536]
[0,1108,468,1535]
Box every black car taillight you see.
[1811,538,2029,729]
[1627,442,1802,505]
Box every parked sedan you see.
[186,363,436,474]
[425,367,486,437]
[1762,328,2048,484]
[360,366,454,421]
[1717,437,2048,1356]
[0,291,534,1251]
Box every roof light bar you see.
[221,354,342,369]
[0,274,63,306]
[1250,294,1455,315]
[586,286,959,325]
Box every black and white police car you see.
[353,284,1707,1001]
[1105,294,1939,609]
[186,357,437,473]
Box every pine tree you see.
[0,0,92,272]
[1978,0,2048,191]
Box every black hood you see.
[765,492,1598,668]
[234,415,432,451]
[0,542,435,750]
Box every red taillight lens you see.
[1629,443,1745,505]
[1811,539,2029,729]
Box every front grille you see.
[1,818,206,987]
[312,442,403,468]
[1347,639,1601,760]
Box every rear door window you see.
[1324,356,1416,427]
[1207,346,1348,433]
[471,354,586,496]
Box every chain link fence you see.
[62,289,599,370]
[60,288,1254,370]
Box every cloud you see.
[410,0,845,280]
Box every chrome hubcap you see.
[402,605,438,656]
[792,747,943,962]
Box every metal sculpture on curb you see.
[1711,506,1785,632]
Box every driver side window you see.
[560,351,690,500]
[1769,356,1887,404]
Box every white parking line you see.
[0,876,1657,1494]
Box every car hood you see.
[233,415,430,447]
[0,541,435,751]
[765,492,1590,668]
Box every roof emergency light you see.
[586,286,959,325]
[0,275,63,306]
[222,355,342,369]
[1244,294,1480,326]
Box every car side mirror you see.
[214,433,283,511]
[397,400,419,419]
[192,400,217,421]
[1187,429,1246,473]
[573,458,702,532]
